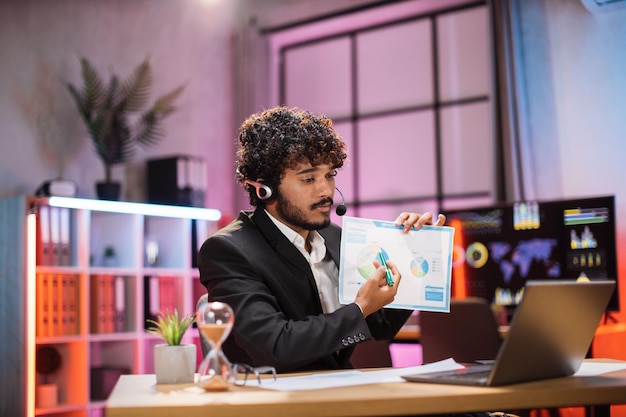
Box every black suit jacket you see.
[198,208,412,373]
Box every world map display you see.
[487,238,560,284]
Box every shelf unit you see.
[1,196,220,417]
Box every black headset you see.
[244,179,347,216]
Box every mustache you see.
[311,197,334,209]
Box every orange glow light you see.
[25,213,37,417]
[448,217,466,299]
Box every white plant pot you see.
[36,383,58,408]
[154,344,196,384]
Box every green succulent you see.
[66,56,185,183]
[146,309,195,346]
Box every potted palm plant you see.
[66,56,185,200]
[146,309,196,384]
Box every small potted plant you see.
[102,245,118,267]
[146,309,196,384]
[36,346,62,408]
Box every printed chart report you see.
[339,216,454,311]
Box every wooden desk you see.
[394,323,620,342]
[395,323,421,340]
[107,359,626,417]
[394,324,510,341]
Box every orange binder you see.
[60,274,69,336]
[106,274,116,333]
[100,274,112,333]
[36,274,48,337]
[67,275,79,335]
[50,274,60,336]
[90,274,98,333]
[90,274,108,334]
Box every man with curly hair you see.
[198,106,446,373]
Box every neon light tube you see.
[47,197,221,221]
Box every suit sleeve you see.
[198,234,373,372]
[366,307,413,340]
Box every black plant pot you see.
[96,182,121,201]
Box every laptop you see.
[402,280,615,386]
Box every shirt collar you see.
[265,209,326,259]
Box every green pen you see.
[377,248,394,286]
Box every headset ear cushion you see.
[245,179,274,201]
[257,183,273,200]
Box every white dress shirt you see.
[266,210,341,314]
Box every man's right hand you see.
[354,260,402,317]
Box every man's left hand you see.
[394,212,446,233]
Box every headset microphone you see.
[335,187,347,216]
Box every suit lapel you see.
[251,209,311,274]
[319,226,341,267]
[250,209,322,309]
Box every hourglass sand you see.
[196,300,235,391]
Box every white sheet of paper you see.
[256,359,464,391]
[339,216,454,311]
[254,359,626,392]
[574,361,626,377]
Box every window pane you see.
[357,19,433,113]
[273,1,495,217]
[441,196,495,213]
[284,37,352,119]
[357,111,436,201]
[357,199,441,222]
[333,120,356,203]
[437,6,490,101]
[440,102,493,195]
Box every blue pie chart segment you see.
[410,256,429,277]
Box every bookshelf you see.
[0,196,220,417]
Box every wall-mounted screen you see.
[446,195,619,312]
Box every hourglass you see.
[196,300,235,391]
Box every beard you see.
[276,192,332,230]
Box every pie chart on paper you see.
[410,256,429,277]
[356,244,389,280]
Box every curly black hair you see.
[236,106,347,206]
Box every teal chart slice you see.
[356,244,389,279]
